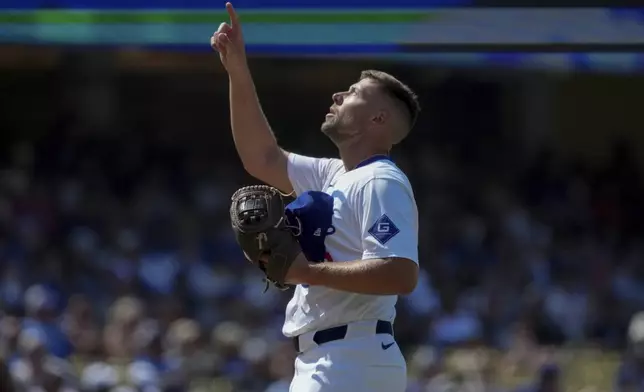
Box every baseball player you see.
[212,3,420,391]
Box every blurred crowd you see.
[2,70,644,392]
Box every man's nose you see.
[332,93,343,105]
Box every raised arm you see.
[211,2,292,193]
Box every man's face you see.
[321,78,381,144]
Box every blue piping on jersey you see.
[354,154,392,169]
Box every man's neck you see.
[338,143,390,171]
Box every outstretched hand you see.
[210,2,247,72]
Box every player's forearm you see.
[228,68,282,175]
[302,258,418,295]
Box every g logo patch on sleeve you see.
[368,214,400,245]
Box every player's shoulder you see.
[288,152,344,174]
[324,157,345,176]
[317,157,345,187]
[310,155,345,181]
[352,160,412,190]
[287,152,345,190]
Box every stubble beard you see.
[321,117,351,144]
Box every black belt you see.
[293,320,393,353]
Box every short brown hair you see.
[359,70,420,141]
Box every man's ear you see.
[372,109,388,125]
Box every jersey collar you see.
[354,154,392,169]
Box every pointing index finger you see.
[226,2,239,28]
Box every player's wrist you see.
[298,261,327,286]
[285,253,317,285]
[227,62,252,82]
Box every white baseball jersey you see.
[282,152,419,337]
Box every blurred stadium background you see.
[2,1,644,392]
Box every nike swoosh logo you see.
[381,342,395,350]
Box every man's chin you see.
[321,127,345,145]
[320,122,333,135]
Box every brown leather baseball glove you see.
[229,185,301,291]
